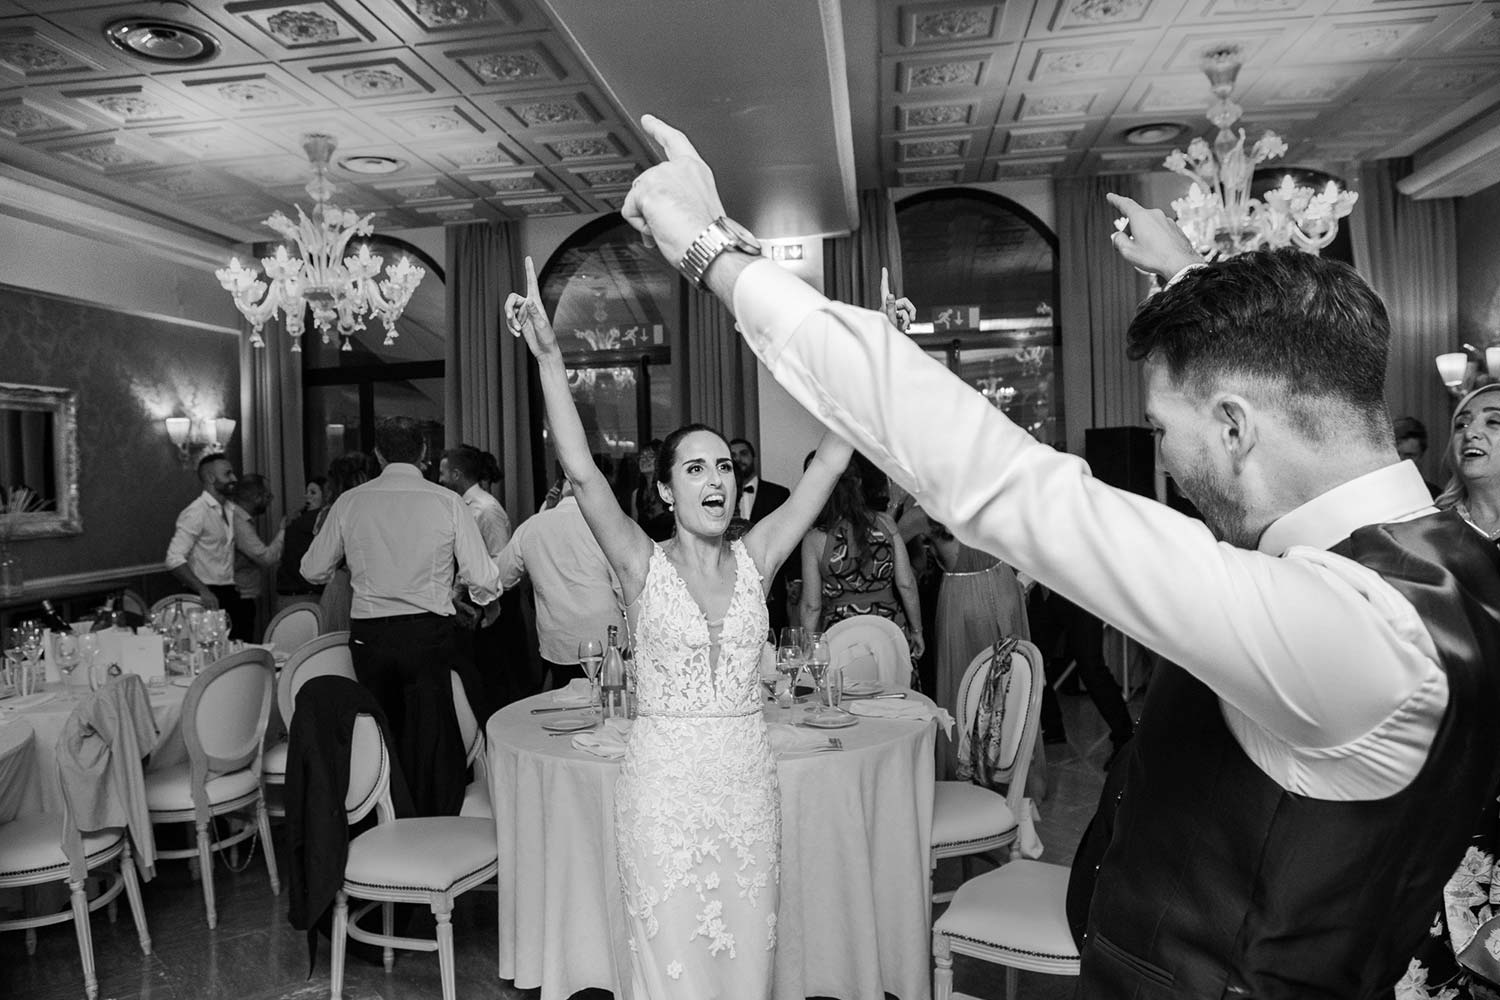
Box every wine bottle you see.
[601,624,625,719]
[89,596,116,632]
[39,599,71,634]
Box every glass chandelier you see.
[1164,50,1358,260]
[215,133,425,352]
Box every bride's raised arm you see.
[506,256,654,600]
[744,430,852,592]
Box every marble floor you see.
[0,691,1126,1000]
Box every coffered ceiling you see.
[0,0,1496,248]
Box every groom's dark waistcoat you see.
[1069,509,1500,999]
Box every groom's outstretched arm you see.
[619,114,1433,755]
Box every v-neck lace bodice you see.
[629,539,768,717]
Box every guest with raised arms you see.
[507,254,850,999]
[616,114,1500,999]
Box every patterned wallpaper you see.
[0,284,240,580]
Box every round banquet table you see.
[486,691,938,1000]
[0,680,188,818]
[0,718,37,823]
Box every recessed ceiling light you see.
[339,155,406,175]
[104,19,219,64]
[1123,122,1188,145]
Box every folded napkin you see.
[846,698,954,737]
[552,678,594,707]
[766,723,831,756]
[571,718,632,759]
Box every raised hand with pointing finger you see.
[504,256,558,362]
[880,266,916,333]
[1106,192,1202,281]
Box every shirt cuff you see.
[1164,261,1207,290]
[730,258,831,366]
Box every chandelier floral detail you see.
[1162,50,1357,260]
[215,133,425,352]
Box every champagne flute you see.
[54,631,79,681]
[578,638,604,713]
[777,627,805,703]
[79,633,101,687]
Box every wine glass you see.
[806,636,831,708]
[78,633,101,686]
[776,639,804,716]
[54,631,79,681]
[18,623,43,696]
[578,638,604,711]
[2,627,25,696]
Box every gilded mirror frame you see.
[0,382,81,538]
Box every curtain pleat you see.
[1056,175,1150,435]
[1350,158,1458,470]
[445,221,535,520]
[823,189,904,309]
[682,285,759,440]
[239,314,304,527]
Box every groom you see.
[616,114,1500,997]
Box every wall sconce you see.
[1435,344,1500,397]
[165,415,236,466]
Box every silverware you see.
[548,727,598,736]
[810,737,844,752]
[531,704,590,714]
[842,691,907,701]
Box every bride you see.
[507,257,850,998]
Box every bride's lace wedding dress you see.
[617,539,779,999]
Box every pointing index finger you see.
[880,267,891,302]
[641,114,702,163]
[524,255,538,300]
[1106,192,1145,220]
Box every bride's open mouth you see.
[701,492,727,517]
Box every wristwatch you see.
[678,216,762,288]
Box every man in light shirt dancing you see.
[616,115,1500,998]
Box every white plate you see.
[843,680,883,697]
[803,711,858,729]
[541,714,597,733]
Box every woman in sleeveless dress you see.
[508,258,850,999]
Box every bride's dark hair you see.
[656,422,727,488]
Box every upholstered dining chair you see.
[264,631,354,820]
[451,672,491,820]
[145,648,279,928]
[930,639,1045,904]
[331,714,499,1000]
[262,601,323,658]
[0,707,152,999]
[824,614,912,687]
[148,593,205,618]
[932,859,1080,999]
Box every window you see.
[301,235,445,478]
[536,214,681,492]
[896,190,1062,447]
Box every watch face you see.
[718,216,762,254]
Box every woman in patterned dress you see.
[1404,383,1500,999]
[508,258,850,998]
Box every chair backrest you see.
[824,615,911,687]
[346,713,395,826]
[450,671,482,768]
[119,589,149,621]
[955,638,1045,814]
[262,601,323,656]
[182,649,276,790]
[149,593,205,617]
[278,631,354,727]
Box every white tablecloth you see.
[0,718,36,823]
[486,693,937,1000]
[0,680,187,816]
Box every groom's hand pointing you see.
[621,114,729,270]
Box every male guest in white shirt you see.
[227,474,285,640]
[301,417,501,816]
[617,116,1500,998]
[439,444,523,714]
[729,437,791,631]
[497,480,624,689]
[165,454,256,638]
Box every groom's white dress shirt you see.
[730,258,1442,801]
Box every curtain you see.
[822,189,905,309]
[239,316,304,526]
[1056,174,1151,439]
[445,221,535,521]
[1350,158,1458,471]
[679,284,759,440]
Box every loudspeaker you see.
[1085,426,1155,498]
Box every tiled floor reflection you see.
[1,691,1124,1000]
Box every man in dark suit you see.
[730,437,792,632]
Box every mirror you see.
[0,382,80,538]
